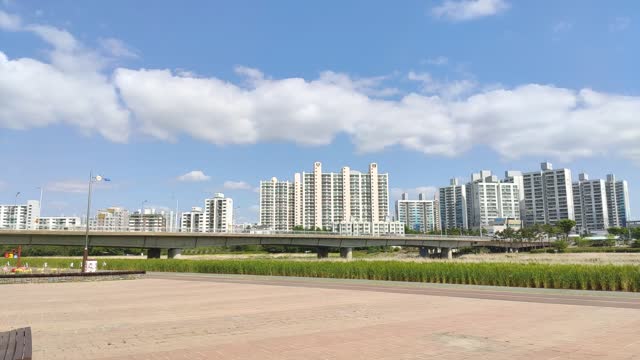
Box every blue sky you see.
[0,0,638,223]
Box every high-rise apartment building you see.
[203,193,233,233]
[605,174,631,228]
[300,162,389,230]
[180,207,204,233]
[439,179,468,230]
[522,162,574,226]
[396,193,440,233]
[573,174,609,232]
[260,162,390,231]
[94,207,130,231]
[467,171,521,229]
[504,170,525,215]
[259,177,296,231]
[0,200,40,230]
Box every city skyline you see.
[1,1,639,223]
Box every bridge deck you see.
[0,230,513,249]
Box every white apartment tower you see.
[180,207,204,233]
[573,173,609,232]
[605,174,631,228]
[522,162,575,226]
[259,177,296,231]
[467,171,521,230]
[0,200,40,230]
[439,179,468,230]
[300,162,389,230]
[260,162,390,231]
[396,193,440,233]
[504,170,525,215]
[204,193,233,233]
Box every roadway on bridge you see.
[149,272,640,310]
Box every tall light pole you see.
[82,172,108,273]
[37,186,44,216]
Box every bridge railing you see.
[0,226,488,240]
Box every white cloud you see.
[0,11,130,142]
[2,11,640,165]
[0,10,21,30]
[223,181,252,190]
[609,17,631,32]
[317,71,399,97]
[99,38,138,58]
[432,0,509,21]
[408,71,478,98]
[177,170,211,182]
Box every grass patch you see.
[7,258,640,292]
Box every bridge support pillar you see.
[317,247,329,259]
[147,248,161,259]
[419,247,428,258]
[168,248,182,259]
[440,247,453,260]
[339,247,353,260]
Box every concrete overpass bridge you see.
[0,230,513,259]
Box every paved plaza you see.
[1,273,640,359]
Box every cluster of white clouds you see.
[431,0,509,21]
[177,170,211,182]
[1,10,640,164]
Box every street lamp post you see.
[13,192,20,230]
[82,172,107,273]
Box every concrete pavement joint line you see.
[147,273,640,309]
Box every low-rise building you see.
[334,220,405,236]
[94,207,130,231]
[129,209,171,232]
[487,218,522,237]
[37,216,81,230]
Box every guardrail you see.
[0,227,486,240]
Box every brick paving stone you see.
[1,277,639,359]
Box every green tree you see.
[404,226,421,235]
[552,239,569,252]
[556,219,576,240]
[499,227,517,242]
